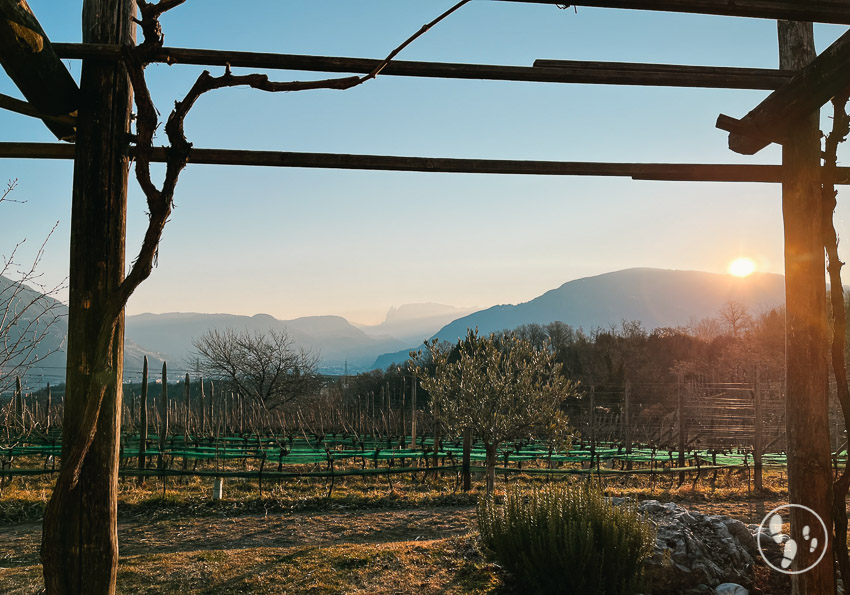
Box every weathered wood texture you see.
[39,1,134,593]
[778,20,835,594]
[719,28,850,154]
[0,0,78,140]
[497,0,850,24]
[51,43,793,90]
[4,142,850,183]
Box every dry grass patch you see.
[1,537,504,594]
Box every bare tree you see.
[719,300,751,338]
[0,179,64,394]
[688,315,723,342]
[193,328,319,409]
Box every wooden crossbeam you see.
[3,142,850,183]
[52,43,792,90]
[533,59,792,89]
[496,0,850,24]
[0,0,78,141]
[717,28,850,155]
[0,91,76,126]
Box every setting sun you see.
[728,257,756,277]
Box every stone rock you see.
[634,500,756,594]
[714,583,749,595]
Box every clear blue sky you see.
[1,2,848,324]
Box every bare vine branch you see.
[822,87,850,585]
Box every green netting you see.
[2,433,842,470]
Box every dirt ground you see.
[1,497,798,594]
[0,505,485,594]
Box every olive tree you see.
[412,329,576,493]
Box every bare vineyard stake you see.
[158,362,168,473]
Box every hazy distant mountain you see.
[0,275,164,390]
[371,268,787,370]
[125,312,407,374]
[355,303,479,345]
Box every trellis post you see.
[138,356,148,484]
[39,2,135,591]
[623,381,632,470]
[778,20,835,593]
[753,367,763,491]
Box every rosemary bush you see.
[477,482,655,594]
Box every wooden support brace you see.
[534,59,793,90]
[717,28,850,155]
[4,142,850,183]
[52,43,793,91]
[0,91,76,125]
[0,0,79,141]
[497,0,850,25]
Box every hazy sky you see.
[1,2,849,324]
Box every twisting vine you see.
[822,87,850,584]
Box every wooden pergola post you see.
[39,1,134,593]
[778,21,835,594]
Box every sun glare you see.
[728,257,756,277]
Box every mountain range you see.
[1,268,788,388]
[124,311,407,375]
[370,268,787,369]
[0,275,164,388]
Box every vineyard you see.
[3,371,847,493]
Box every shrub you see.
[477,482,655,594]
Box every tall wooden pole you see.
[183,373,190,471]
[779,20,835,593]
[677,375,686,486]
[45,382,51,431]
[411,380,417,445]
[138,356,148,484]
[623,381,632,470]
[158,362,168,470]
[199,377,205,435]
[40,2,134,592]
[753,368,763,491]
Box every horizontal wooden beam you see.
[533,59,791,89]
[0,0,78,141]
[718,28,850,155]
[0,92,76,126]
[3,142,850,183]
[51,43,792,90]
[496,0,850,24]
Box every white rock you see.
[714,583,748,595]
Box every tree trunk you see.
[778,20,835,594]
[40,2,134,593]
[484,442,498,495]
[462,427,472,492]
